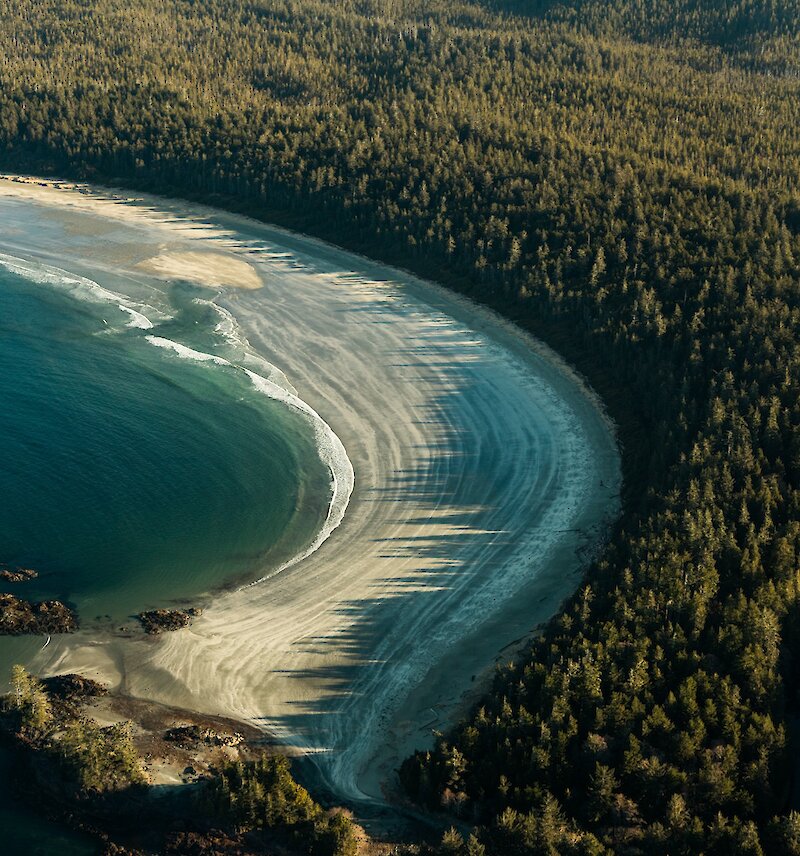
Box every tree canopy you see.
[0,0,799,851]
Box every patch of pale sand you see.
[8,179,622,810]
[136,251,262,289]
[0,175,237,245]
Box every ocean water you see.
[0,255,334,851]
[0,257,333,637]
[0,200,346,852]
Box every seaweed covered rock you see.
[136,608,201,635]
[0,567,39,583]
[0,593,78,635]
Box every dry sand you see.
[0,176,621,808]
[137,251,262,289]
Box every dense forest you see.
[0,0,799,852]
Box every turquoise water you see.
[0,253,332,851]
[0,259,331,630]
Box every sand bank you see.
[137,251,262,289]
[0,176,621,809]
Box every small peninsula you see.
[1,666,362,855]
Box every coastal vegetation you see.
[204,755,359,855]
[3,666,145,792]
[1,667,359,854]
[0,0,799,852]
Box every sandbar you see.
[137,251,262,290]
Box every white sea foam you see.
[0,251,158,329]
[243,367,354,584]
[145,335,228,364]
[119,305,154,329]
[145,328,355,582]
[196,297,299,396]
[0,250,123,304]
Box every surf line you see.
[145,334,356,587]
[0,251,159,329]
[0,247,355,592]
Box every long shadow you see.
[147,219,589,830]
[240,267,560,824]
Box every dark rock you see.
[0,567,39,583]
[164,724,203,745]
[136,609,196,635]
[42,674,108,700]
[0,593,78,635]
[165,830,257,855]
[164,724,244,748]
[103,846,147,856]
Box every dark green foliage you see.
[5,663,53,736]
[2,666,145,792]
[0,0,799,852]
[203,754,357,855]
[499,0,800,59]
[58,717,146,792]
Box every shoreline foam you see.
[0,245,353,601]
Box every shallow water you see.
[0,179,621,844]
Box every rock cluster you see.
[164,724,244,748]
[136,607,202,635]
[0,567,39,583]
[0,593,78,635]
[42,673,108,700]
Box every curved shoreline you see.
[0,242,354,609]
[0,176,621,810]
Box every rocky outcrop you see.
[164,830,258,855]
[0,567,39,583]
[0,593,78,634]
[136,608,202,635]
[42,674,108,701]
[164,724,244,748]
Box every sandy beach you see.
[0,176,621,809]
